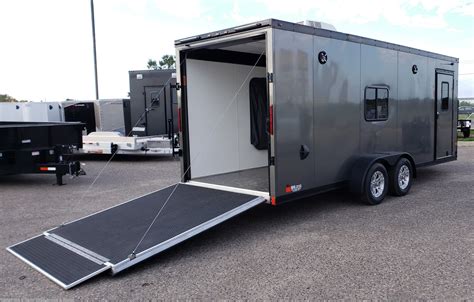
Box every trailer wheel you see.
[463,129,470,138]
[389,158,413,196]
[362,163,388,205]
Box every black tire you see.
[463,129,470,138]
[362,163,388,205]
[389,158,413,196]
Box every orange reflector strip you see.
[39,167,49,171]
[271,196,276,206]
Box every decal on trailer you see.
[285,184,302,193]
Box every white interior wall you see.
[187,59,267,178]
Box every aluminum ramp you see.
[7,183,266,289]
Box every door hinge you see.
[269,156,275,165]
[267,72,273,83]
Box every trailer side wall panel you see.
[313,35,361,187]
[397,52,433,164]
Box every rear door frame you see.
[175,28,275,198]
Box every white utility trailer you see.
[82,132,176,155]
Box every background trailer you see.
[0,102,63,123]
[62,99,131,135]
[129,69,178,136]
[8,19,458,289]
[0,121,85,185]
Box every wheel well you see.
[400,155,416,178]
[375,154,416,178]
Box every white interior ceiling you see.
[220,40,266,54]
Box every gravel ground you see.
[0,144,472,300]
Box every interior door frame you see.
[143,85,167,136]
[434,68,454,160]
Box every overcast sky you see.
[0,0,472,101]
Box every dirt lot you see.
[1,143,472,300]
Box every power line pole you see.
[90,0,99,100]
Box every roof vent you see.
[297,20,336,31]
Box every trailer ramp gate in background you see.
[7,183,265,289]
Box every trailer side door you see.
[272,29,316,197]
[435,70,454,159]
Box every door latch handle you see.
[300,144,309,160]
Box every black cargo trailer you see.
[0,122,85,185]
[8,19,458,289]
[63,102,96,134]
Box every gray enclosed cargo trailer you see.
[8,19,458,289]
[175,18,458,205]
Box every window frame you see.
[441,81,449,111]
[364,86,389,122]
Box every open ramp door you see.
[7,183,266,289]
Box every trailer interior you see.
[181,34,270,194]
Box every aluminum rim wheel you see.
[370,171,385,198]
[398,165,410,190]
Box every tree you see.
[146,55,176,70]
[459,100,473,107]
[158,54,175,69]
[0,94,17,102]
[147,59,158,70]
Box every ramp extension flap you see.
[8,234,110,289]
[7,183,265,289]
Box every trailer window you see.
[150,91,160,107]
[365,87,389,121]
[441,82,449,111]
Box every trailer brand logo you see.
[285,184,303,193]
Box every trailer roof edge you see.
[174,18,458,63]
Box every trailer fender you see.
[349,153,416,194]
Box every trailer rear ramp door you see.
[7,183,266,289]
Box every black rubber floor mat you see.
[8,235,109,289]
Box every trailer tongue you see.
[8,183,266,289]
